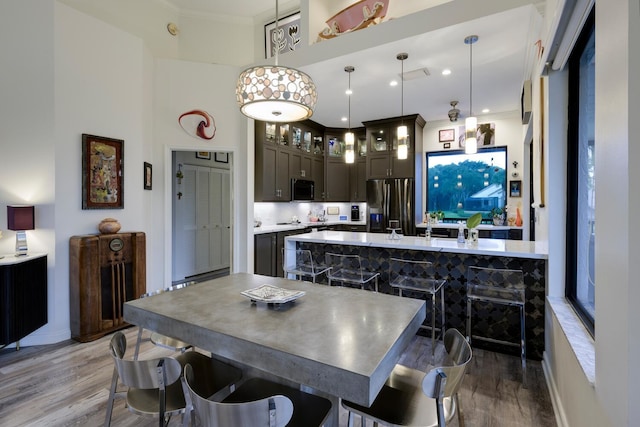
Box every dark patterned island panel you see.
[286,231,548,360]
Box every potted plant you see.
[466,212,482,244]
[491,207,505,226]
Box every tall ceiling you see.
[81,0,543,128]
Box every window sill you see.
[547,296,595,385]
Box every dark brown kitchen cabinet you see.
[254,229,308,277]
[364,114,425,179]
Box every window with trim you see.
[566,8,595,335]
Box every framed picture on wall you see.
[196,151,211,160]
[439,129,455,142]
[510,180,522,197]
[82,133,124,209]
[215,152,229,163]
[143,162,152,190]
[265,11,301,59]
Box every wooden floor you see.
[0,327,556,426]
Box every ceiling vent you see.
[401,67,431,81]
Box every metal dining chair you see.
[282,248,330,283]
[341,328,472,427]
[134,282,196,360]
[466,265,527,387]
[105,331,242,427]
[182,364,332,427]
[325,252,379,291]
[389,258,446,356]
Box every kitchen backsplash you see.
[254,202,366,226]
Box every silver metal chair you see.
[341,328,472,427]
[325,252,379,291]
[183,364,333,427]
[282,248,330,283]
[466,265,527,387]
[389,258,446,356]
[105,331,242,427]
[134,283,195,360]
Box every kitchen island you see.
[285,231,548,359]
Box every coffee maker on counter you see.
[351,205,360,221]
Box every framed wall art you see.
[143,162,152,190]
[196,151,211,160]
[215,152,229,163]
[265,11,301,59]
[82,134,124,209]
[439,128,455,142]
[510,180,522,197]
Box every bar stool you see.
[325,252,379,292]
[466,265,527,387]
[389,258,446,356]
[282,248,330,283]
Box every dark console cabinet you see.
[0,254,48,349]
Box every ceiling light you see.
[341,116,348,122]
[235,1,317,122]
[397,53,408,160]
[389,80,398,87]
[482,108,490,113]
[442,69,451,76]
[464,35,478,154]
[344,66,355,164]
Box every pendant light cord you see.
[348,71,351,131]
[469,39,472,117]
[274,0,279,66]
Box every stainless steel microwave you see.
[291,179,314,201]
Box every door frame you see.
[164,146,235,284]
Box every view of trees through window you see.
[426,147,507,222]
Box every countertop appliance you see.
[291,178,314,201]
[351,205,360,221]
[366,178,416,236]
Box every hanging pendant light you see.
[396,53,408,160]
[464,35,478,154]
[235,0,317,122]
[344,66,355,164]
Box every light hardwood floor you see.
[0,327,556,426]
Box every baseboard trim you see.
[542,351,569,427]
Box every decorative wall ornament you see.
[178,109,216,140]
[82,134,124,209]
[318,0,389,41]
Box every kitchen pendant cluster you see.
[464,35,479,154]
[235,0,317,122]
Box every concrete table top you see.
[124,273,425,407]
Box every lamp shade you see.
[236,66,317,122]
[7,205,34,231]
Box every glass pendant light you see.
[344,66,355,164]
[236,0,317,122]
[397,53,408,160]
[464,35,478,154]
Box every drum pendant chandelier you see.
[236,1,317,122]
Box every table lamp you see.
[7,205,34,256]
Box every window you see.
[566,9,595,334]
[426,147,507,222]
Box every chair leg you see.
[431,291,436,356]
[440,286,446,339]
[134,326,144,360]
[104,367,119,427]
[347,411,354,427]
[466,299,472,344]
[454,392,465,427]
[374,276,378,292]
[520,305,527,388]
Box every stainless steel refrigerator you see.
[366,178,417,236]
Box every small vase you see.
[98,218,121,234]
[515,208,523,226]
[469,228,479,245]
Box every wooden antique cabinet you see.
[69,232,146,342]
[364,114,425,179]
[0,253,48,349]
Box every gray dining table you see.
[124,273,425,425]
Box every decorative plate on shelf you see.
[241,284,305,304]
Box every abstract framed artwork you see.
[215,152,229,163]
[82,134,124,209]
[143,162,152,190]
[265,11,301,59]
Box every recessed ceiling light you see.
[341,116,348,122]
[482,108,490,113]
[345,88,352,95]
[442,69,451,76]
[390,80,398,87]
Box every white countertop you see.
[254,220,367,235]
[284,231,547,259]
[416,222,519,231]
[0,252,47,265]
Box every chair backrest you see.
[109,331,182,389]
[467,266,525,303]
[422,329,472,399]
[282,248,315,272]
[182,364,294,427]
[389,257,434,282]
[325,252,364,281]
